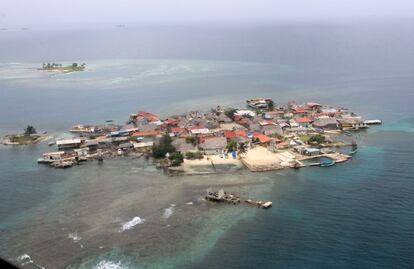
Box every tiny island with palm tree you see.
[39,62,86,73]
[2,125,46,145]
[37,97,381,172]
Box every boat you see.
[245,199,272,209]
[349,149,358,155]
[320,159,335,167]
[105,119,114,123]
[344,131,353,136]
[51,160,74,168]
[48,141,55,146]
[364,119,382,125]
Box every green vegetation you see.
[299,134,311,143]
[185,151,204,160]
[40,62,86,73]
[6,125,40,145]
[224,108,237,120]
[267,100,275,111]
[268,133,284,140]
[8,134,39,144]
[227,140,238,151]
[152,134,176,158]
[24,125,37,135]
[185,136,197,145]
[237,143,247,155]
[308,134,326,145]
[168,152,184,166]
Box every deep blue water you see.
[0,21,414,269]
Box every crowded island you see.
[35,98,381,171]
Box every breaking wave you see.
[120,216,145,231]
[162,204,176,219]
[16,254,46,269]
[93,260,123,269]
[68,232,82,242]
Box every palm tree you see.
[238,142,247,156]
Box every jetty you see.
[205,189,272,209]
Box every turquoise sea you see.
[0,22,414,268]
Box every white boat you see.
[364,119,382,125]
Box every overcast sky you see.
[1,0,414,29]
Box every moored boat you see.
[320,159,335,167]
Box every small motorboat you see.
[320,159,335,167]
[350,148,358,155]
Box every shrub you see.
[308,134,326,144]
[152,134,176,158]
[169,152,184,166]
[185,151,204,160]
[185,136,196,145]
[224,108,237,120]
[24,125,37,135]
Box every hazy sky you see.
[1,0,414,29]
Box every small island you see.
[39,62,86,73]
[37,98,382,170]
[2,125,43,145]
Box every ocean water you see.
[1,21,414,269]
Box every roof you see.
[234,130,247,137]
[132,130,161,137]
[338,117,364,124]
[253,132,271,143]
[190,128,210,135]
[259,120,274,126]
[223,131,236,139]
[199,137,227,150]
[306,148,321,153]
[171,127,186,133]
[136,111,159,122]
[164,118,178,125]
[313,117,338,127]
[133,141,154,148]
[172,138,196,152]
[306,102,322,108]
[293,107,306,113]
[295,117,313,123]
[223,130,247,139]
[56,138,81,145]
[43,151,65,156]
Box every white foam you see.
[120,216,145,231]
[68,232,82,242]
[17,254,46,269]
[162,204,176,219]
[17,254,32,265]
[94,260,123,269]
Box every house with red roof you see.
[135,111,160,123]
[131,130,162,138]
[170,127,186,134]
[253,132,271,144]
[164,118,178,126]
[292,107,307,116]
[295,117,313,127]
